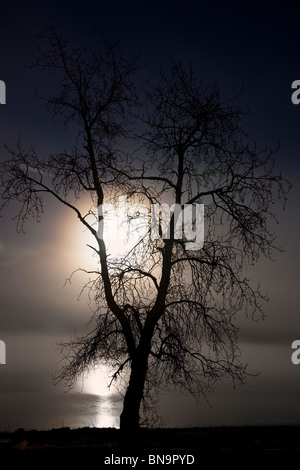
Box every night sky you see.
[1,0,300,431]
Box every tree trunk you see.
[120,337,151,432]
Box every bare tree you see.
[0,29,291,432]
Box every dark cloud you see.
[0,251,89,335]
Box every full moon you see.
[58,196,144,272]
[80,366,112,397]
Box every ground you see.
[1,426,300,453]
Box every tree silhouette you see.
[0,28,291,432]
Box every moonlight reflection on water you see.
[80,367,121,429]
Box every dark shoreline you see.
[1,425,300,452]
